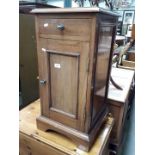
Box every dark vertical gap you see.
[47,51,52,111]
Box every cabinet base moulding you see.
[37,109,108,152]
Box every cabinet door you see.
[37,38,89,131]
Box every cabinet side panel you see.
[92,26,113,120]
[91,14,118,127]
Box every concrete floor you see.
[120,98,135,155]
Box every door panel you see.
[50,53,79,119]
[38,38,89,130]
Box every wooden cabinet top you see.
[31,7,119,16]
[107,67,135,103]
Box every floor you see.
[120,98,135,155]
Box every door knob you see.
[39,80,46,85]
[57,24,65,30]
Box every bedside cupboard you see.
[31,8,118,151]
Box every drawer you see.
[37,18,91,41]
[20,133,69,155]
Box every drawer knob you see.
[39,80,46,85]
[57,24,65,30]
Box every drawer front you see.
[20,133,68,155]
[37,18,91,41]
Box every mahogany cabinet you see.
[32,8,118,151]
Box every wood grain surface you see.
[19,100,114,155]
